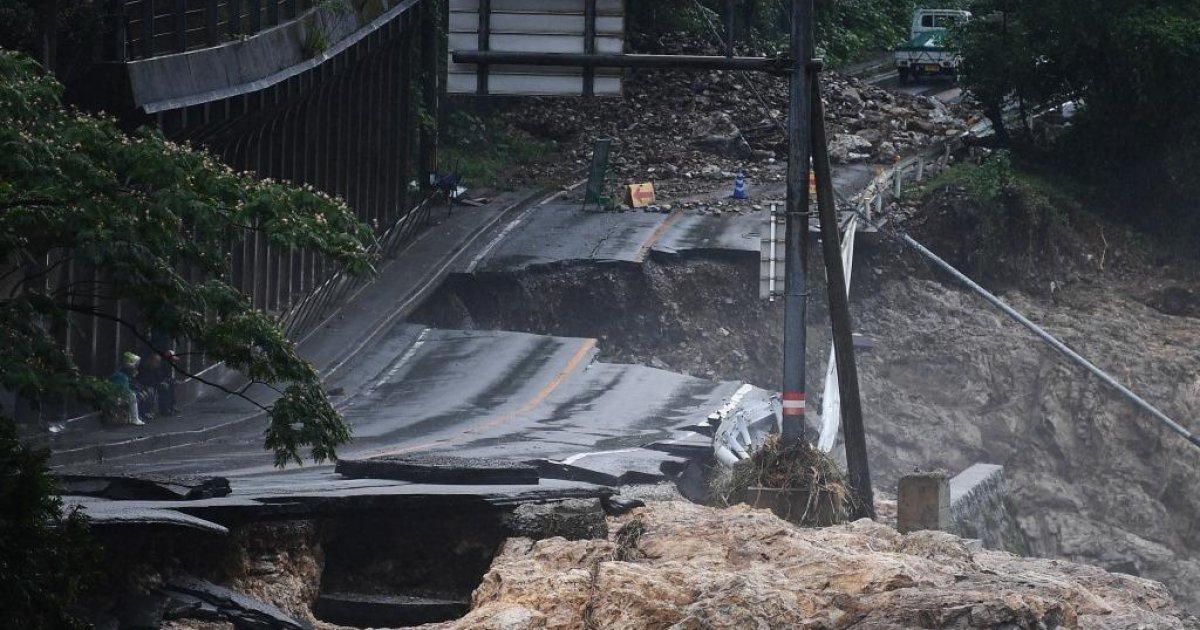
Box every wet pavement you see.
[56,137,892,525]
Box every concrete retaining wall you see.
[949,463,1027,554]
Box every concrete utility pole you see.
[781,0,814,442]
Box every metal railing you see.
[15,0,442,431]
[110,0,319,60]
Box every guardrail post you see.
[108,0,129,61]
[249,0,261,33]
[229,0,241,37]
[205,0,218,46]
[893,168,903,198]
[917,156,925,182]
[175,0,187,52]
[141,0,155,58]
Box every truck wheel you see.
[898,68,912,84]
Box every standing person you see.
[136,350,179,417]
[108,351,144,426]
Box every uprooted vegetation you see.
[709,434,855,526]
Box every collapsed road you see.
[56,168,877,488]
[51,63,984,626]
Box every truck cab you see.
[911,9,970,35]
[895,9,971,83]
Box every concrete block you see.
[897,471,950,534]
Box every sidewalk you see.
[48,189,549,468]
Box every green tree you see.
[0,49,376,465]
[0,421,98,630]
[954,0,1200,232]
[0,47,376,626]
[626,0,968,65]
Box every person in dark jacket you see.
[136,350,179,417]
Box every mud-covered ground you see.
[455,32,975,203]
[415,199,1200,611]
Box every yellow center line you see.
[369,337,598,458]
[636,210,684,262]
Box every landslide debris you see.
[417,232,1200,611]
[420,501,1198,629]
[491,34,974,204]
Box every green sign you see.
[583,138,612,210]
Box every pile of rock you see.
[823,73,970,163]
[489,33,974,200]
[423,502,1199,629]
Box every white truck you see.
[895,9,970,83]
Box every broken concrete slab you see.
[163,575,311,630]
[536,449,691,486]
[502,498,608,540]
[335,455,539,485]
[57,473,231,501]
[313,592,468,628]
[65,498,230,535]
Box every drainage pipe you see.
[890,229,1200,450]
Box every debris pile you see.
[709,434,854,526]
[493,34,974,205]
[422,501,1199,629]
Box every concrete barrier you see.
[949,463,1026,554]
[896,463,1025,555]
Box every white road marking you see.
[373,328,430,389]
[561,448,641,466]
[466,207,535,273]
[465,179,588,273]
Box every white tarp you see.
[818,216,859,452]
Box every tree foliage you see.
[627,0,967,65]
[954,0,1200,235]
[0,50,376,465]
[0,420,98,630]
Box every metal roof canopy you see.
[449,0,626,96]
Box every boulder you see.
[692,113,756,160]
[830,133,874,163]
[855,128,884,145]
